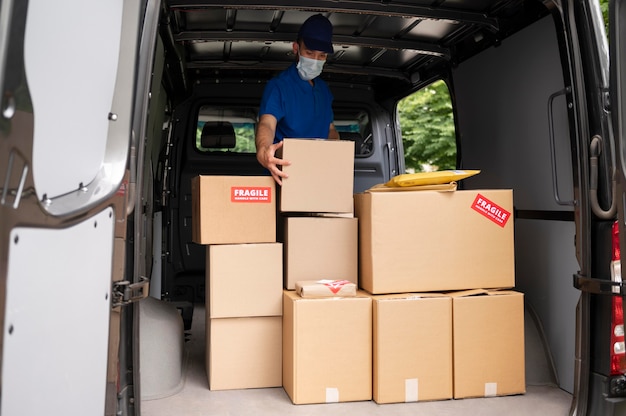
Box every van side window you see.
[195,106,374,156]
[397,80,456,172]
[195,106,257,153]
[335,109,374,157]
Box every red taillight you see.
[611,296,626,375]
[611,221,626,376]
[613,220,621,261]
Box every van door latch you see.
[112,277,150,308]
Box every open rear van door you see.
[614,0,626,182]
[605,0,626,414]
[0,1,147,415]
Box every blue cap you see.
[298,14,334,54]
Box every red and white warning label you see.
[471,193,511,228]
[322,279,353,294]
[230,186,272,203]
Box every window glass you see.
[194,105,374,156]
[195,106,257,153]
[397,80,456,172]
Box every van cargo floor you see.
[141,304,572,416]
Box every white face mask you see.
[297,55,325,81]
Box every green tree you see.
[599,0,608,32]
[398,80,456,172]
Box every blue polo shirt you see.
[259,63,334,143]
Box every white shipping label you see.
[405,378,419,402]
[325,387,339,403]
[484,382,498,397]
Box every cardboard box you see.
[284,217,358,290]
[279,139,354,213]
[207,316,282,390]
[192,175,276,244]
[295,280,357,298]
[207,243,283,318]
[452,290,525,399]
[282,290,372,404]
[354,189,514,294]
[372,294,452,403]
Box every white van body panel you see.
[24,0,124,203]
[1,208,114,416]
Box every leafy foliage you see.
[599,0,609,32]
[398,80,456,172]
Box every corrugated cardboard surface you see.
[207,316,282,391]
[279,139,354,213]
[284,217,358,289]
[452,290,525,399]
[207,243,283,318]
[191,175,276,244]
[282,290,372,404]
[372,294,452,403]
[355,189,515,293]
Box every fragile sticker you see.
[230,186,272,203]
[320,279,352,294]
[471,194,510,227]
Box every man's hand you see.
[256,140,290,185]
[328,123,340,140]
[256,114,291,185]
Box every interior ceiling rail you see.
[185,60,412,81]
[167,0,500,31]
[176,32,451,59]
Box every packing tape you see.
[325,387,339,403]
[484,382,498,397]
[405,378,418,402]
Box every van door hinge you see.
[112,277,149,308]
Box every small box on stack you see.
[279,138,355,214]
[282,290,372,404]
[295,279,357,298]
[284,216,357,290]
[372,293,452,404]
[191,175,276,244]
[207,316,282,391]
[207,243,283,319]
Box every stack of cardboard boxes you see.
[191,138,525,404]
[191,175,283,390]
[279,139,372,404]
[355,178,525,403]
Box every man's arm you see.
[255,114,290,185]
[328,123,340,140]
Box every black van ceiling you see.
[161,0,551,92]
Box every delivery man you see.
[255,14,339,185]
